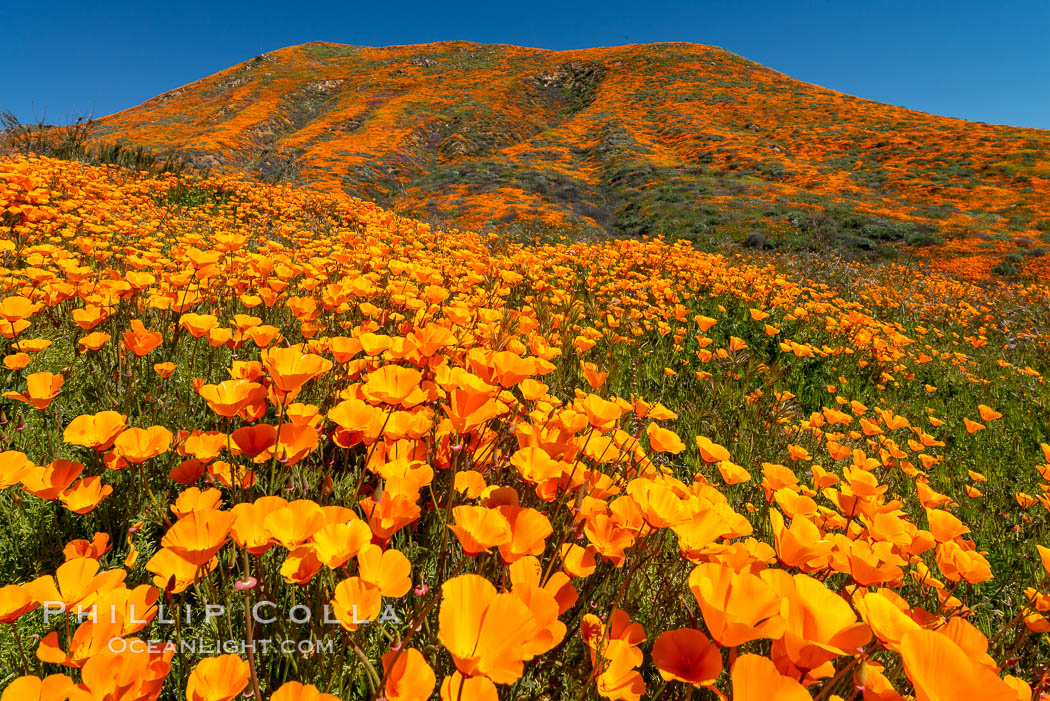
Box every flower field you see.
[0,153,1049,699]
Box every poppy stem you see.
[10,622,30,674]
[242,551,264,701]
[815,656,861,700]
[350,639,381,693]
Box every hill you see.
[88,40,1050,280]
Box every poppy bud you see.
[235,576,258,591]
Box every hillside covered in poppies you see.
[84,40,1050,281]
[0,151,1048,699]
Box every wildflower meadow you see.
[0,153,1048,699]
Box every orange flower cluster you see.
[0,154,1048,698]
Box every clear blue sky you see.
[3,0,1048,129]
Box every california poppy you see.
[438,574,537,684]
[3,371,63,410]
[25,557,125,609]
[161,509,236,565]
[330,577,382,631]
[900,629,1016,701]
[688,562,785,647]
[381,647,437,701]
[731,654,810,701]
[651,628,722,687]
[113,425,172,463]
[63,411,127,451]
[270,682,340,701]
[263,345,333,396]
[122,319,162,356]
[186,654,250,701]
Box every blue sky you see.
[3,0,1048,129]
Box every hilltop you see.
[88,40,1050,280]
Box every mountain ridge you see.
[87,40,1050,280]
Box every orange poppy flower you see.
[62,532,111,561]
[37,615,125,668]
[169,458,206,485]
[270,682,340,701]
[652,628,722,687]
[579,393,623,429]
[936,541,992,584]
[583,513,635,567]
[146,548,216,594]
[113,425,172,463]
[448,505,512,556]
[330,576,382,631]
[280,546,323,585]
[179,430,228,462]
[580,609,647,701]
[171,487,223,519]
[268,423,320,465]
[63,411,127,451]
[731,654,810,701]
[0,295,41,322]
[977,404,1002,421]
[186,654,250,701]
[688,562,785,647]
[900,629,1015,700]
[230,496,286,556]
[58,476,113,514]
[21,460,85,500]
[358,544,412,597]
[4,371,63,410]
[122,319,162,356]
[311,520,373,568]
[772,572,872,671]
[444,385,505,433]
[265,499,327,550]
[3,352,30,370]
[328,398,386,446]
[438,574,538,684]
[382,648,437,701]
[262,345,333,395]
[198,380,267,418]
[362,365,425,407]
[439,673,498,701]
[647,423,685,454]
[72,305,106,331]
[507,557,573,653]
[559,543,598,578]
[0,450,34,488]
[496,506,553,563]
[153,361,176,378]
[78,331,111,352]
[0,584,37,624]
[25,557,125,609]
[696,435,731,463]
[925,508,970,542]
[361,491,421,541]
[179,312,219,338]
[77,643,172,698]
[626,479,690,529]
[0,674,79,701]
[161,509,236,565]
